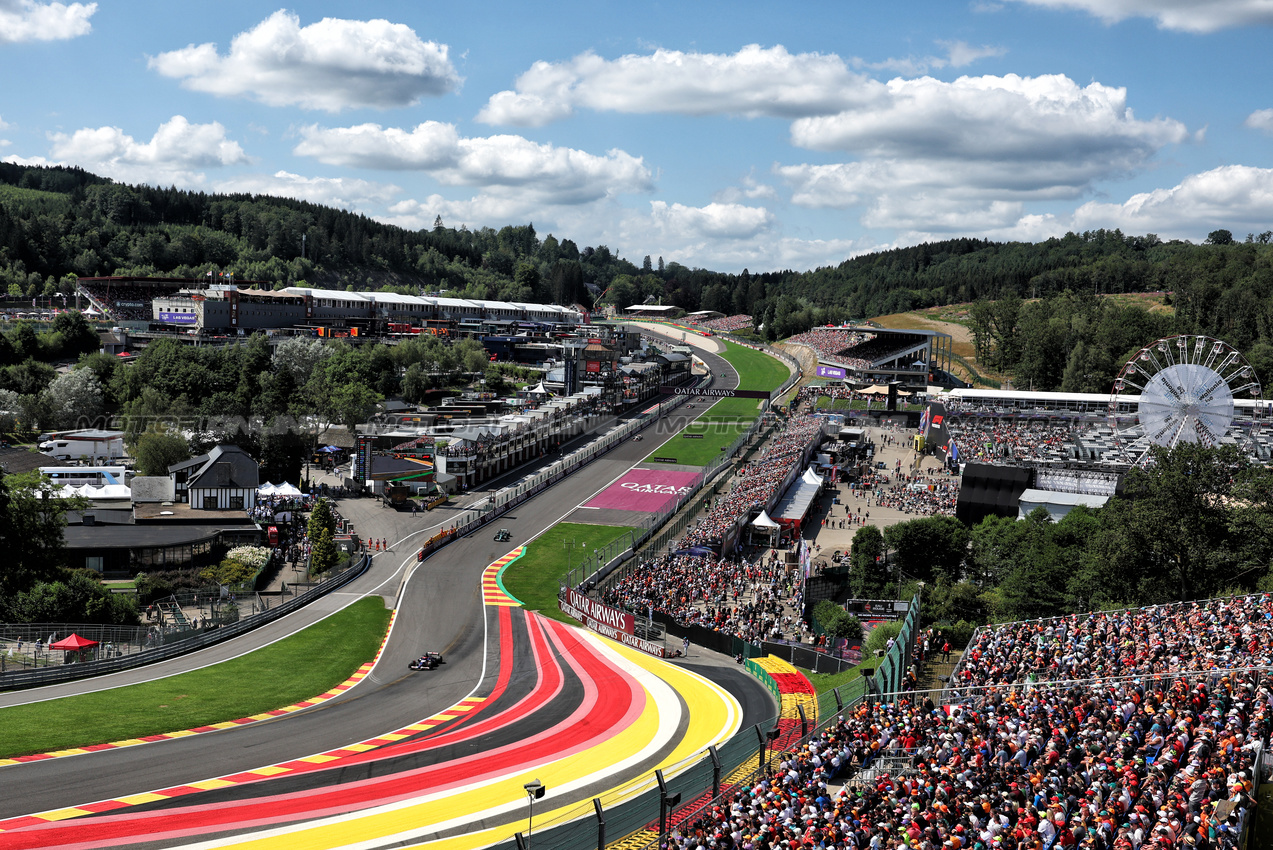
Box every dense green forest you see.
[4,162,1273,388]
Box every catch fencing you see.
[561,332,802,592]
[0,553,370,691]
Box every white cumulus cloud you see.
[295,122,653,204]
[851,39,1007,76]
[777,73,1187,232]
[648,201,774,240]
[0,0,95,43]
[1072,165,1273,236]
[47,116,250,185]
[1005,0,1273,33]
[1245,108,1273,135]
[149,10,460,112]
[478,44,878,127]
[791,74,1185,163]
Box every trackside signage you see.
[565,588,635,633]
[660,386,770,399]
[560,592,667,658]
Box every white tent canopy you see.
[802,466,823,486]
[273,482,303,497]
[58,483,131,500]
[751,510,780,528]
[257,482,277,495]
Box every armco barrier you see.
[0,553,371,692]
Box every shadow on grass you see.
[0,596,392,758]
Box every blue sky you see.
[2,1,1272,273]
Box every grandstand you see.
[75,276,585,334]
[787,325,953,386]
[932,387,1273,472]
[686,313,754,332]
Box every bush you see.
[3,571,139,625]
[199,545,273,587]
[933,619,977,649]
[812,600,864,640]
[864,619,904,655]
[199,558,257,588]
[133,570,211,605]
[830,614,864,641]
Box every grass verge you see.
[502,522,638,623]
[800,662,868,695]
[646,341,789,467]
[0,596,391,758]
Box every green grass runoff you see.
[801,662,868,694]
[660,419,753,466]
[502,523,637,622]
[0,596,391,758]
[646,340,789,467]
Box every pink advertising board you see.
[585,468,701,513]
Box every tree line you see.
[5,164,1273,368]
[841,443,1273,639]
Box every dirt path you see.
[873,311,973,346]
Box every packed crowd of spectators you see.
[78,281,168,320]
[948,421,1080,464]
[873,472,959,516]
[796,385,895,410]
[660,594,1272,850]
[603,551,809,644]
[839,335,918,367]
[692,314,755,332]
[954,595,1273,689]
[681,416,824,548]
[249,493,313,522]
[786,328,872,360]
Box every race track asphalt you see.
[0,331,786,847]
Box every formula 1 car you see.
[409,651,444,670]
[494,528,512,542]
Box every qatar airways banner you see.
[559,592,666,658]
[816,365,847,380]
[564,588,635,634]
[585,468,701,513]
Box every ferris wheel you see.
[1107,334,1262,465]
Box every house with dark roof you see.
[168,445,260,510]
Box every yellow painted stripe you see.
[298,754,340,765]
[209,620,741,850]
[248,765,290,777]
[114,792,170,806]
[34,807,95,822]
[186,778,237,791]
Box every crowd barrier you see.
[562,332,801,590]
[486,671,868,850]
[0,553,370,691]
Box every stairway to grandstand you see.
[155,598,189,629]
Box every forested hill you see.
[2,163,1272,352]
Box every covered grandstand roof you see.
[282,286,370,302]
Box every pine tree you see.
[310,527,337,575]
